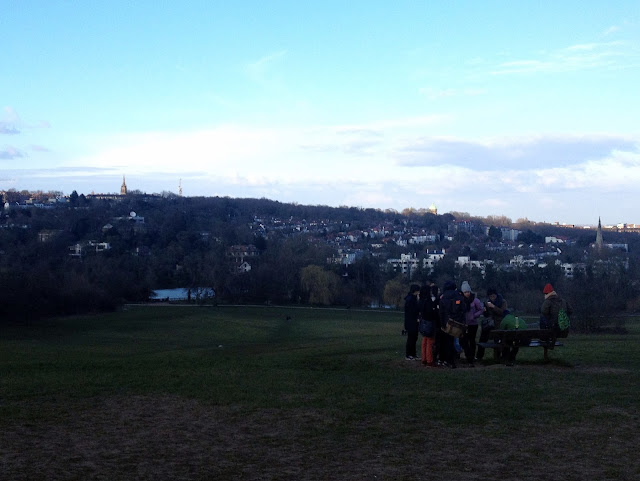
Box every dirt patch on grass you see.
[2,394,639,481]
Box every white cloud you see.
[1,107,21,135]
[246,50,287,82]
[491,41,629,75]
[393,134,638,170]
[59,122,640,200]
[0,146,24,160]
[603,25,621,36]
[7,114,640,224]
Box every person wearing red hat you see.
[540,283,573,332]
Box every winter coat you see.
[404,293,420,333]
[419,295,441,329]
[484,294,508,324]
[465,293,484,326]
[439,286,466,326]
[499,314,528,330]
[541,292,573,325]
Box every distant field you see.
[1,306,639,480]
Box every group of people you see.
[403,280,572,367]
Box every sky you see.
[1,1,640,226]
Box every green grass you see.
[2,306,640,479]
[2,306,639,422]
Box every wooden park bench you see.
[477,327,566,362]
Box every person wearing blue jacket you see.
[403,284,421,360]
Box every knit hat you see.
[543,283,554,294]
[461,281,472,293]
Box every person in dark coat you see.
[477,287,508,361]
[540,283,573,336]
[438,280,463,368]
[418,284,440,366]
[404,284,421,360]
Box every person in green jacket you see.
[500,314,528,330]
[499,314,530,366]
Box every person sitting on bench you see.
[477,288,508,361]
[499,314,529,366]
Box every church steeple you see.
[595,217,603,249]
[120,175,127,196]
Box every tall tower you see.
[120,175,127,195]
[595,217,603,249]
[178,178,183,197]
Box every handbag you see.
[481,317,495,330]
[442,318,466,338]
[419,318,434,337]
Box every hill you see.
[1,193,638,324]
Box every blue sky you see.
[2,1,639,225]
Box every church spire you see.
[120,175,127,196]
[595,217,603,249]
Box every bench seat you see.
[478,328,565,361]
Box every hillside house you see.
[457,256,484,270]
[38,229,62,242]
[510,255,538,268]
[227,244,259,263]
[387,253,421,277]
[500,227,522,242]
[545,236,567,244]
[236,261,252,273]
[68,241,111,257]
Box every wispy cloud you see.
[246,50,287,82]
[0,146,24,160]
[394,134,638,170]
[0,107,50,134]
[31,145,51,152]
[603,25,621,36]
[0,122,20,135]
[1,107,21,135]
[491,41,629,75]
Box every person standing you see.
[460,281,483,366]
[477,288,508,361]
[540,283,573,335]
[439,280,465,368]
[404,284,421,360]
[419,284,439,366]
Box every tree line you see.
[1,193,638,330]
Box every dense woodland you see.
[1,192,638,329]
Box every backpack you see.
[448,291,467,324]
[557,307,570,331]
[419,318,435,337]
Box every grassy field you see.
[1,306,639,480]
